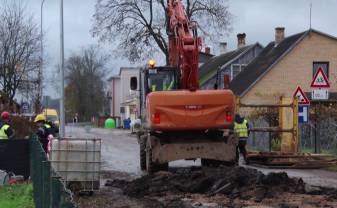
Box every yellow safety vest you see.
[151,85,156,92]
[163,80,174,91]
[44,124,51,129]
[0,124,10,140]
[234,120,248,138]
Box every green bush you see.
[0,183,34,208]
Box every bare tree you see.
[0,2,41,110]
[92,0,232,63]
[65,46,108,121]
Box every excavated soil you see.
[75,167,337,208]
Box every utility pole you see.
[309,2,312,29]
[59,0,65,137]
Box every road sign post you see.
[310,67,330,153]
[293,86,310,129]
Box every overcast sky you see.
[24,0,337,98]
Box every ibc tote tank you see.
[49,138,101,192]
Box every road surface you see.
[66,126,337,188]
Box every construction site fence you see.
[296,101,337,155]
[238,99,296,153]
[246,119,283,152]
[30,135,75,208]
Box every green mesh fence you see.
[30,135,75,208]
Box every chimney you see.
[275,27,285,45]
[219,42,227,54]
[237,33,246,48]
[205,47,211,54]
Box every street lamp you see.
[60,0,65,137]
[39,0,46,113]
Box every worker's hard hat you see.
[1,111,10,120]
[149,59,155,68]
[34,114,46,123]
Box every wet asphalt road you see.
[66,126,337,188]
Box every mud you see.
[69,127,337,207]
[97,167,337,208]
[109,167,308,198]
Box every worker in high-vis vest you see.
[234,114,250,163]
[163,79,174,91]
[0,111,15,140]
[151,84,157,92]
[34,114,55,153]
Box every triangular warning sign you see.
[293,86,310,105]
[311,67,330,88]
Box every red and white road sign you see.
[293,86,310,105]
[311,67,330,88]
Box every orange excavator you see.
[131,0,237,172]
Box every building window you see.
[313,62,329,78]
[230,64,247,80]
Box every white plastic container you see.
[49,138,101,192]
[0,170,8,185]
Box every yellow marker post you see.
[280,97,296,153]
[293,98,299,153]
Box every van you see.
[42,108,59,127]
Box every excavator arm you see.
[167,0,202,90]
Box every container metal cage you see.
[49,138,102,193]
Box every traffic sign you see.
[311,67,330,88]
[293,86,310,105]
[299,106,309,123]
[21,102,29,112]
[312,88,329,100]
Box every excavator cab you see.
[145,66,177,94]
[130,66,177,94]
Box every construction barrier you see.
[237,97,299,153]
[30,135,75,208]
[0,139,30,178]
[237,97,337,168]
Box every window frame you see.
[313,61,329,78]
[230,64,247,80]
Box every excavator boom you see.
[167,0,201,90]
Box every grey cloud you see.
[17,0,337,97]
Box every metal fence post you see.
[314,103,317,153]
[43,161,51,208]
[51,176,61,208]
[40,151,46,208]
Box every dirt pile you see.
[107,166,337,202]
